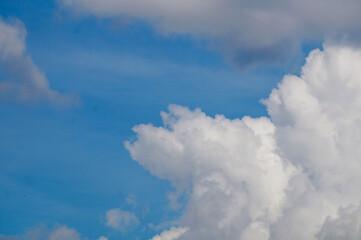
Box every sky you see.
[1,1,361,240]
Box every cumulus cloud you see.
[125,105,295,239]
[126,44,361,239]
[0,17,79,106]
[150,227,188,240]
[265,44,361,240]
[105,208,139,232]
[58,0,361,66]
[126,105,295,239]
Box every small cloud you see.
[0,224,84,240]
[150,227,188,240]
[48,225,80,240]
[126,194,137,208]
[105,208,139,232]
[98,237,108,240]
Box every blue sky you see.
[0,1,287,238]
[2,1,361,240]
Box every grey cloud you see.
[58,0,361,67]
[0,17,79,106]
[317,203,361,240]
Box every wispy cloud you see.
[0,224,104,240]
[0,17,79,106]
[105,208,139,232]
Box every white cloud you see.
[105,208,139,232]
[150,227,188,240]
[126,104,295,239]
[0,17,79,106]
[98,237,108,240]
[264,44,361,240]
[126,44,361,239]
[58,0,361,66]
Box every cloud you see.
[98,237,108,240]
[0,224,105,240]
[47,226,80,240]
[317,203,361,240]
[126,194,137,207]
[126,44,361,239]
[264,44,361,240]
[0,17,79,106]
[150,227,188,240]
[57,0,361,67]
[105,208,139,232]
[125,104,295,239]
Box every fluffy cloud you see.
[265,44,361,240]
[0,17,78,106]
[125,105,295,239]
[105,208,139,232]
[126,44,361,239]
[150,227,188,240]
[58,0,361,66]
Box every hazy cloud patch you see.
[0,17,79,106]
[105,208,139,232]
[0,224,105,240]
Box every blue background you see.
[0,0,321,239]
